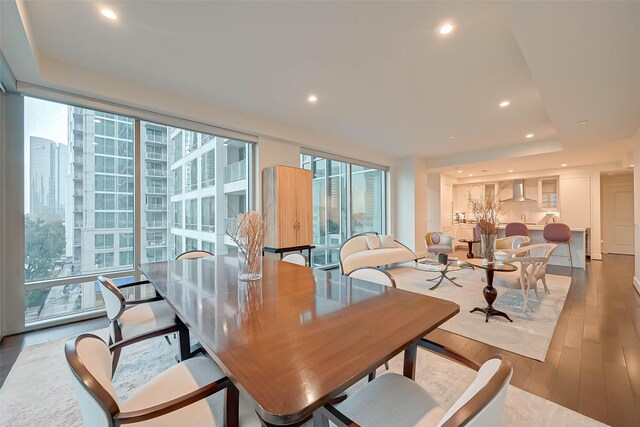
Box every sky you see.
[23,96,69,213]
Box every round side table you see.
[458,239,480,259]
[466,259,518,323]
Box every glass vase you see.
[238,248,262,281]
[481,233,497,263]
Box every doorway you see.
[601,173,634,255]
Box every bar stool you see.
[543,223,572,269]
[505,222,529,237]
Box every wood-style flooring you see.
[1,253,639,426]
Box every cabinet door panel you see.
[559,176,591,228]
[277,166,301,247]
[297,169,313,245]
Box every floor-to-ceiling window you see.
[301,153,386,268]
[23,97,254,326]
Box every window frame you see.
[17,90,257,332]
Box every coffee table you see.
[466,259,517,322]
[415,260,471,290]
[458,238,480,259]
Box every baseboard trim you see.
[634,276,640,296]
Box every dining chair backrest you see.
[176,250,214,260]
[439,356,513,427]
[97,276,125,322]
[347,267,397,288]
[543,223,571,243]
[282,253,308,266]
[66,334,119,427]
[505,222,529,237]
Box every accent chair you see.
[424,232,454,258]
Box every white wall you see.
[634,127,640,294]
[393,157,428,257]
[0,89,4,341]
[1,92,25,335]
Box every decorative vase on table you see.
[481,233,497,263]
[237,244,262,281]
[227,211,265,281]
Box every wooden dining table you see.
[139,255,460,426]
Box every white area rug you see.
[0,330,603,426]
[388,264,572,361]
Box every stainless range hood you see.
[504,179,534,202]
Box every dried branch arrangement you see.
[226,211,265,275]
[467,185,504,235]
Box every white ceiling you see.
[3,1,640,172]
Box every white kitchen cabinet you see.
[559,176,591,228]
[498,180,513,201]
[538,178,559,210]
[441,182,453,228]
[454,184,470,213]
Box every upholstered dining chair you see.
[66,333,244,427]
[98,276,182,374]
[313,355,513,427]
[424,232,454,258]
[347,266,397,288]
[494,243,558,311]
[505,222,529,238]
[176,250,214,260]
[543,223,572,269]
[282,253,308,266]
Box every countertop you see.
[498,224,586,232]
[453,223,586,232]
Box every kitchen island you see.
[498,224,587,269]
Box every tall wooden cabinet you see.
[262,165,313,249]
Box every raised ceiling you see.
[3,1,640,171]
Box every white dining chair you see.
[282,253,308,266]
[313,356,513,427]
[97,276,182,374]
[66,333,247,427]
[492,243,558,311]
[347,267,397,288]
[176,250,214,260]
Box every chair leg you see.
[541,275,550,294]
[111,323,123,377]
[384,362,390,370]
[368,371,376,382]
[567,242,573,269]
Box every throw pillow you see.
[379,235,396,248]
[365,234,381,250]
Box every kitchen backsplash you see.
[498,199,558,224]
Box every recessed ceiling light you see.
[499,100,510,108]
[94,119,101,123]
[457,170,462,173]
[631,164,635,168]
[525,133,534,139]
[508,169,513,173]
[561,163,567,167]
[308,94,318,103]
[439,23,454,35]
[449,136,455,139]
[468,174,473,177]
[100,8,117,20]
[579,120,588,125]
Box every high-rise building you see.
[66,107,250,277]
[29,136,67,218]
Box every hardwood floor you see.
[425,252,640,426]
[1,254,639,425]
